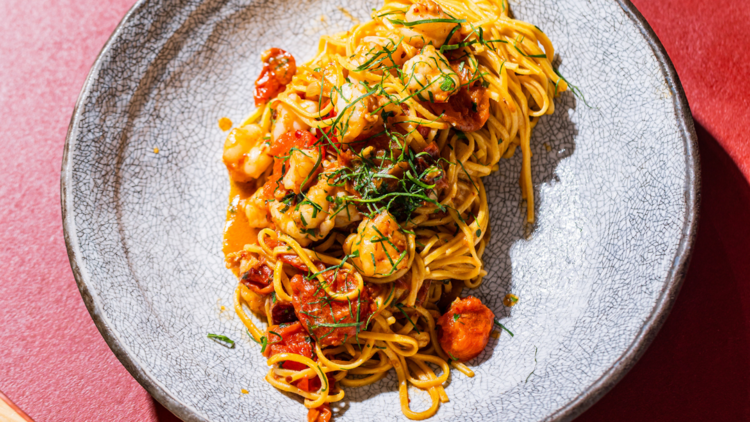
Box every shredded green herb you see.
[494,319,515,337]
[207,333,235,348]
[525,346,538,383]
[268,330,282,341]
[553,68,591,108]
[395,303,421,334]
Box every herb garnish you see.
[553,68,591,107]
[494,319,514,337]
[395,303,421,334]
[268,330,282,341]
[525,346,538,383]
[207,333,235,348]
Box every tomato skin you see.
[269,130,318,156]
[289,274,374,347]
[437,296,495,362]
[277,253,311,272]
[262,321,314,371]
[307,403,332,422]
[254,48,296,106]
[262,130,321,198]
[428,85,490,132]
[417,125,431,138]
[240,257,274,295]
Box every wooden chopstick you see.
[0,390,34,422]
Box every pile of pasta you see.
[221,0,565,420]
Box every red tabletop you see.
[1,0,748,420]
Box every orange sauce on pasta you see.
[222,180,259,267]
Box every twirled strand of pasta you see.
[221,0,565,420]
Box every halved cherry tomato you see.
[254,48,296,106]
[429,85,490,132]
[262,321,314,371]
[240,255,274,295]
[437,296,495,362]
[307,403,332,422]
[296,372,335,393]
[269,130,318,156]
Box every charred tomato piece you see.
[437,296,495,362]
[254,48,296,106]
[262,321,314,371]
[289,273,375,347]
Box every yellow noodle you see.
[223,0,565,418]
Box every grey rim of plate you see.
[61,0,699,421]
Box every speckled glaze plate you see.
[61,0,698,421]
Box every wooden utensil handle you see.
[0,391,34,422]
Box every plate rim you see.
[60,0,700,421]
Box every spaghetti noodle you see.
[221,0,565,419]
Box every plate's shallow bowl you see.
[62,0,698,421]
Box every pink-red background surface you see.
[1,0,748,420]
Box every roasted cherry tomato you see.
[428,85,490,132]
[307,403,332,422]
[262,321,314,371]
[240,256,274,295]
[254,48,296,106]
[437,296,495,362]
[289,273,374,347]
[269,130,318,156]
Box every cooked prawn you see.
[351,35,418,71]
[329,189,361,227]
[333,82,382,143]
[350,212,409,277]
[282,147,321,193]
[269,179,334,246]
[402,45,460,103]
[242,188,271,228]
[222,123,273,182]
[254,48,296,106]
[399,0,463,48]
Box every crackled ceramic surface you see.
[62,0,698,421]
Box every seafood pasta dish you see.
[220,0,567,419]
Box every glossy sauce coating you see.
[222,179,259,269]
[437,296,495,362]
